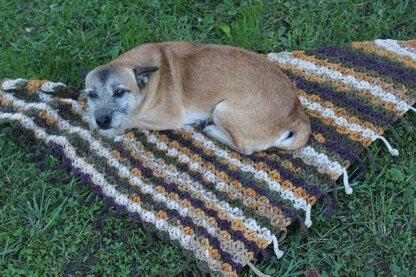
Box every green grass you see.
[1,0,415,276]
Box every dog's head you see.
[83,63,158,136]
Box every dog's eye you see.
[87,91,98,98]
[114,89,129,98]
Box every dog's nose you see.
[96,114,112,129]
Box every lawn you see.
[0,0,415,276]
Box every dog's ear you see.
[133,66,159,89]
[77,67,89,79]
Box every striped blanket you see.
[0,39,415,276]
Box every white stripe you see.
[40,81,66,92]
[267,52,411,112]
[375,39,416,61]
[1,78,27,90]
[294,146,343,176]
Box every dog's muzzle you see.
[96,114,112,129]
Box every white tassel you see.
[271,234,284,259]
[342,168,353,194]
[246,261,271,277]
[409,106,416,113]
[304,204,312,228]
[374,135,399,156]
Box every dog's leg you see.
[204,124,233,146]
[203,124,252,154]
[203,102,252,155]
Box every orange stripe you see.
[398,40,416,48]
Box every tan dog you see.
[84,42,311,154]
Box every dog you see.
[83,42,311,155]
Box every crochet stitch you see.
[0,39,415,276]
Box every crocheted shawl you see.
[1,39,415,276]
